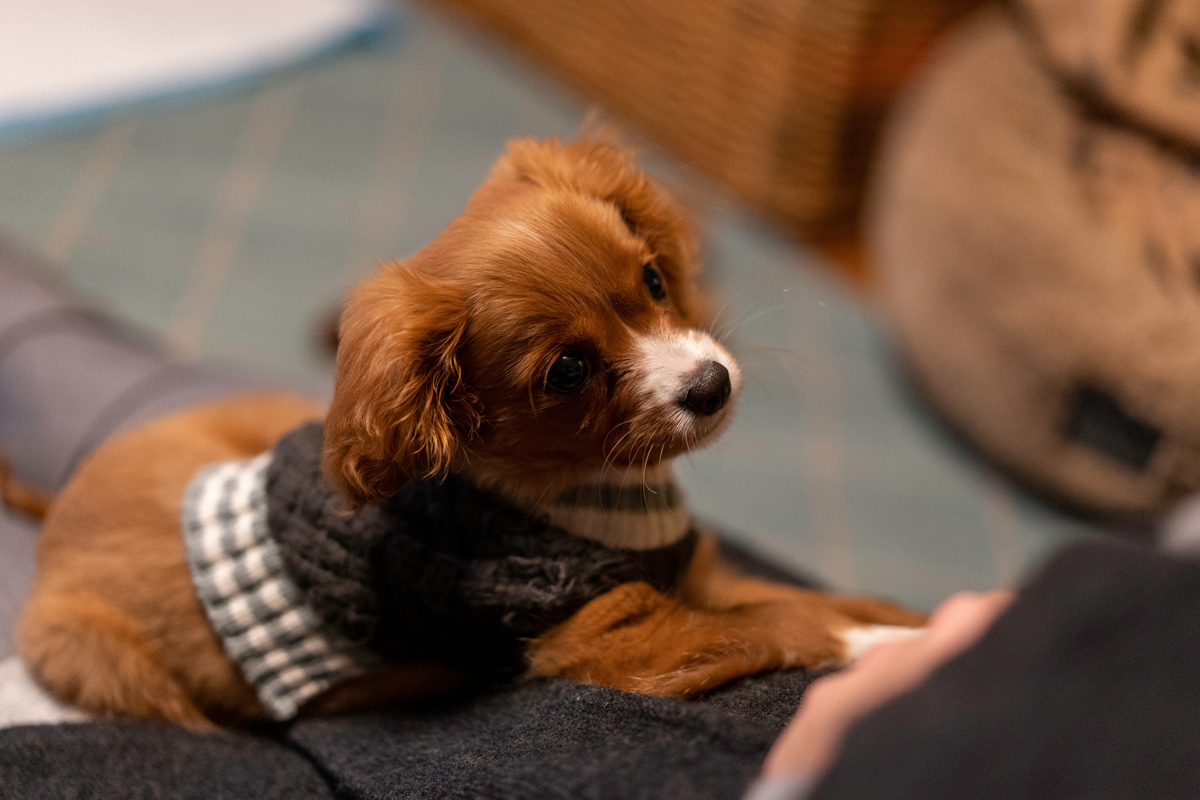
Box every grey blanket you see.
[8,539,1200,800]
[0,666,816,800]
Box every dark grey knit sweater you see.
[266,422,699,672]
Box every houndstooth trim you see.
[181,453,383,720]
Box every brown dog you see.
[19,138,922,730]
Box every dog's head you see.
[323,138,741,508]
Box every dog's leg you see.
[525,535,925,697]
[526,580,843,696]
[19,593,216,731]
[682,536,927,667]
[680,535,925,627]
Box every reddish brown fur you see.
[20,138,922,729]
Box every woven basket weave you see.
[426,0,982,245]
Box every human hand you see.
[761,590,1015,779]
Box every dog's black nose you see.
[681,361,731,417]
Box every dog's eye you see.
[643,263,667,301]
[547,353,590,393]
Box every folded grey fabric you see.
[0,237,257,494]
[0,665,817,800]
[287,669,817,800]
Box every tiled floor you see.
[0,4,1101,610]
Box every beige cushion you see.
[871,7,1200,515]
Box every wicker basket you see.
[426,0,983,248]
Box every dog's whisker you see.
[601,424,639,478]
[706,295,739,342]
[715,300,801,344]
[640,438,655,491]
[601,419,637,459]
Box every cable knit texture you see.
[266,422,698,671]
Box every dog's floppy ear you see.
[322,264,478,510]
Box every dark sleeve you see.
[811,539,1200,800]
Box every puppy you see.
[18,138,922,729]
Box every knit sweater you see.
[182,422,699,719]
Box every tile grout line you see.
[39,121,135,268]
[165,81,301,357]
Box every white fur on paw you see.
[0,656,90,728]
[840,624,924,661]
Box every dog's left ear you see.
[322,265,478,510]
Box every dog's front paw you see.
[838,624,924,662]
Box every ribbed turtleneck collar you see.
[511,462,691,551]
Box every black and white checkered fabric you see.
[181,453,383,720]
